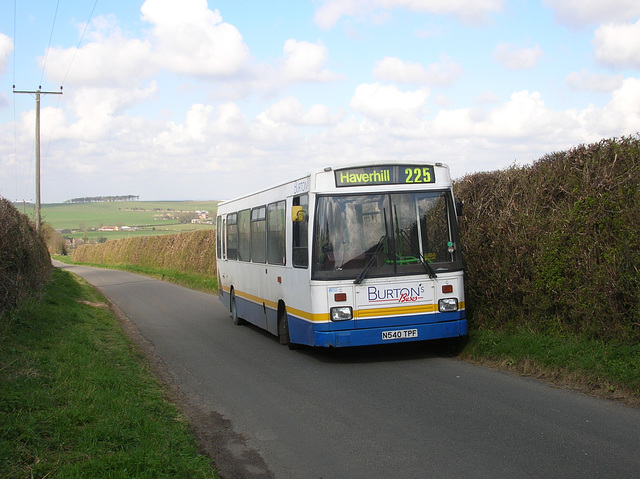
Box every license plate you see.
[382,329,418,340]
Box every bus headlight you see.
[330,306,353,321]
[438,298,458,312]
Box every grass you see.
[0,269,218,478]
[66,223,216,243]
[461,329,640,406]
[35,200,220,231]
[54,256,218,294]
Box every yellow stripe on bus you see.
[356,303,438,318]
[230,288,329,322]
[224,287,464,323]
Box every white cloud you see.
[117,102,253,176]
[314,0,505,29]
[593,20,640,69]
[211,102,250,138]
[281,39,342,82]
[60,83,159,141]
[430,79,640,147]
[475,90,500,104]
[566,70,624,92]
[598,77,640,133]
[350,83,429,121]
[154,103,214,155]
[0,33,12,73]
[373,56,463,86]
[543,0,640,28]
[46,1,253,85]
[493,43,543,70]
[141,0,250,77]
[44,25,154,87]
[433,91,552,138]
[258,97,342,126]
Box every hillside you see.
[40,200,220,230]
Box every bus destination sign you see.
[335,165,436,187]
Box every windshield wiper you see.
[354,235,388,284]
[418,254,437,279]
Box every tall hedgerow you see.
[0,198,53,315]
[455,136,640,342]
[72,229,217,276]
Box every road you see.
[55,262,640,479]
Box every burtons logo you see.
[367,284,424,303]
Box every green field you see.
[18,200,220,241]
[39,200,219,229]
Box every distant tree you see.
[40,223,68,255]
[64,195,139,203]
[177,212,198,224]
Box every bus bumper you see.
[311,319,468,348]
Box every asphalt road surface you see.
[56,262,640,479]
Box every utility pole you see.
[13,85,63,231]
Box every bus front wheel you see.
[278,304,301,350]
[230,290,244,326]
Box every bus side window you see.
[267,201,286,265]
[216,215,222,259]
[293,195,308,268]
[222,218,226,259]
[226,213,238,260]
[251,206,266,263]
[237,209,251,262]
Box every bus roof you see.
[217,161,451,207]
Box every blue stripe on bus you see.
[287,314,467,347]
[287,312,467,347]
[222,289,467,347]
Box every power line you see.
[61,0,100,87]
[39,0,61,87]
[11,0,99,209]
[12,0,16,87]
[12,0,17,201]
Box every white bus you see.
[216,163,467,348]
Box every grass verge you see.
[0,268,218,478]
[460,329,640,407]
[53,255,218,294]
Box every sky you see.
[1,0,639,203]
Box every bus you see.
[216,162,467,348]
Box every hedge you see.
[0,198,53,315]
[455,136,640,342]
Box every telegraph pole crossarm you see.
[13,85,63,231]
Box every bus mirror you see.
[292,206,307,222]
[455,199,464,217]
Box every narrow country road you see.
[56,262,640,479]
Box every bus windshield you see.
[312,191,462,281]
